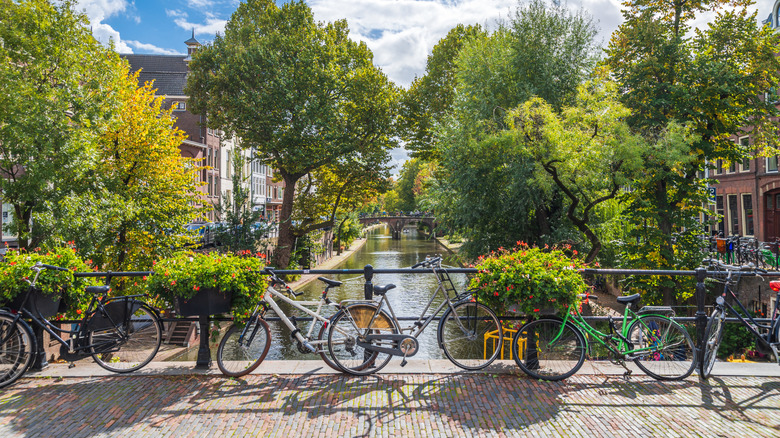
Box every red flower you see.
[171,280,176,286]
[533,309,540,312]
[494,292,499,296]
[194,286,200,291]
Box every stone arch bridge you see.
[359,215,436,239]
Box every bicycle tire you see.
[216,317,271,377]
[699,308,725,379]
[327,304,398,376]
[439,301,502,370]
[628,315,697,380]
[90,302,162,373]
[512,318,586,381]
[0,313,35,389]
[317,323,342,372]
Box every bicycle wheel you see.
[439,301,502,370]
[512,318,586,381]
[216,317,271,377]
[699,308,725,379]
[317,323,342,372]
[628,315,697,380]
[328,304,398,376]
[90,302,162,373]
[0,314,35,389]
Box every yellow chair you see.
[484,326,526,360]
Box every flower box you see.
[9,288,62,319]
[174,288,233,316]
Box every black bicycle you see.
[0,262,163,389]
[699,259,780,379]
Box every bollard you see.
[31,325,49,370]
[695,266,708,363]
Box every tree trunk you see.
[273,172,299,269]
[655,180,676,307]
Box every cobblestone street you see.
[2,372,778,437]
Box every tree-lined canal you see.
[168,224,467,362]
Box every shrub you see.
[470,243,589,317]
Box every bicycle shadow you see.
[699,376,780,431]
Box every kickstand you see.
[68,362,76,369]
[619,361,632,381]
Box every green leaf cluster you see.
[470,243,589,318]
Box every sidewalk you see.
[3,360,779,438]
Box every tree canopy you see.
[606,0,780,304]
[186,0,398,268]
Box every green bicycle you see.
[512,294,697,381]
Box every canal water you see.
[168,225,469,361]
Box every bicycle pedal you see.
[302,342,316,353]
[400,358,408,367]
[68,362,76,369]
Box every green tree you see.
[428,0,601,257]
[55,70,201,272]
[186,0,398,268]
[400,24,485,161]
[505,72,644,262]
[0,0,121,249]
[605,1,780,305]
[214,153,271,254]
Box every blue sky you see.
[79,0,775,87]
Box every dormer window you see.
[172,101,186,111]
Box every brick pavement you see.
[1,373,778,437]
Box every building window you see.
[740,158,750,172]
[226,151,232,178]
[742,193,754,236]
[767,156,779,173]
[727,162,736,174]
[716,195,725,236]
[172,101,186,111]
[715,159,723,175]
[728,194,739,235]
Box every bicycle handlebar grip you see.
[411,261,425,269]
[40,263,69,272]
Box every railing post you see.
[364,264,374,300]
[195,314,211,369]
[695,267,708,363]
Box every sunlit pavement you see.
[1,360,778,437]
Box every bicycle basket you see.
[87,299,143,331]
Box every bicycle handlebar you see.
[412,256,443,269]
[702,258,760,272]
[40,263,70,272]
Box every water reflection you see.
[264,225,468,361]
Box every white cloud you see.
[77,0,135,53]
[77,0,129,21]
[168,10,227,36]
[91,22,133,53]
[126,40,184,56]
[186,0,216,9]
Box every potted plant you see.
[469,242,589,320]
[146,250,268,320]
[0,246,96,319]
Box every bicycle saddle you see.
[373,284,396,295]
[318,277,342,288]
[85,286,111,295]
[616,293,641,306]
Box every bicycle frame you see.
[559,303,682,360]
[9,290,147,356]
[260,284,341,351]
[342,265,469,342]
[715,282,780,348]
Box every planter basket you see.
[174,288,233,316]
[9,288,63,319]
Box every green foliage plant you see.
[0,246,97,318]
[146,251,268,321]
[469,243,589,318]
